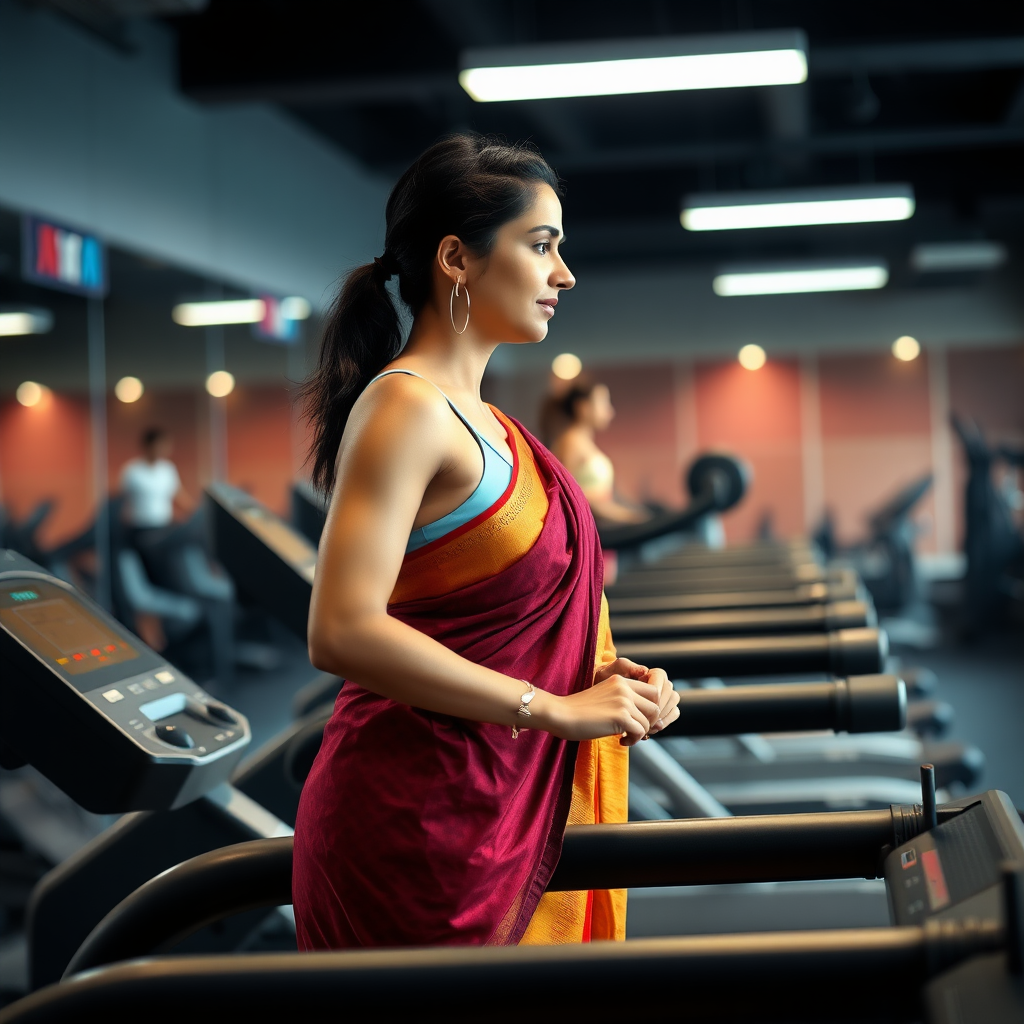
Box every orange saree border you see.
[389,409,549,607]
[520,595,628,945]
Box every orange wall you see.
[818,352,936,549]
[0,383,301,549]
[0,392,93,547]
[693,358,805,542]
[2,344,1022,552]
[546,342,1023,548]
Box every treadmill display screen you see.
[0,580,140,682]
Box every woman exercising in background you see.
[545,377,652,584]
[547,377,651,527]
[292,134,679,950]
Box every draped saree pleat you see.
[292,409,627,949]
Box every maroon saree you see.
[292,414,605,948]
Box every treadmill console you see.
[207,483,317,641]
[887,790,1024,927]
[0,550,251,813]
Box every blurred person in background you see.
[545,377,651,583]
[546,377,649,527]
[119,427,195,560]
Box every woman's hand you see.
[532,657,680,747]
[595,658,680,741]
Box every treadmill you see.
[3,547,1021,1024]
[206,484,970,818]
[0,549,296,991]
[4,773,1022,1023]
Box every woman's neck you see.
[401,303,497,398]
[569,420,596,443]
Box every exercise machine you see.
[7,772,1021,1023]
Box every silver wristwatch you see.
[511,681,535,739]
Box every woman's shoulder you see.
[346,368,455,448]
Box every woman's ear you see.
[437,234,468,281]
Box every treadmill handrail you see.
[28,925,996,1024]
[597,487,718,550]
[66,808,908,977]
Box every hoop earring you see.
[450,276,470,335]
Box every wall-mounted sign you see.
[252,294,302,344]
[22,215,108,298]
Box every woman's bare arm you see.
[307,376,662,745]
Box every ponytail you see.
[301,133,561,495]
[300,259,401,494]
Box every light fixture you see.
[892,336,921,362]
[713,259,889,296]
[206,370,235,398]
[115,376,144,403]
[173,299,266,327]
[910,241,1007,273]
[738,344,767,371]
[280,296,312,320]
[459,30,807,102]
[683,185,915,232]
[552,353,582,380]
[0,307,54,337]
[16,381,50,407]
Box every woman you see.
[547,378,650,527]
[293,134,679,951]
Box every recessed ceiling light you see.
[16,381,50,407]
[206,370,235,398]
[713,259,889,296]
[892,336,921,361]
[683,185,915,232]
[738,344,767,370]
[460,30,807,102]
[552,353,582,379]
[115,376,145,403]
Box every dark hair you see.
[301,133,561,493]
[141,427,167,449]
[539,375,603,444]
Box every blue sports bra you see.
[366,370,513,553]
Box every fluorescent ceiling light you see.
[910,241,1007,273]
[0,307,53,336]
[172,299,266,327]
[460,30,807,102]
[713,259,889,296]
[683,185,915,231]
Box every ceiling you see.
[158,0,1024,273]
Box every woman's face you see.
[464,184,575,344]
[579,384,615,431]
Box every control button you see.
[214,733,225,742]
[102,690,124,704]
[127,683,145,695]
[204,702,237,725]
[143,679,159,690]
[154,724,194,749]
[155,670,174,684]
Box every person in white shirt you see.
[119,427,194,553]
